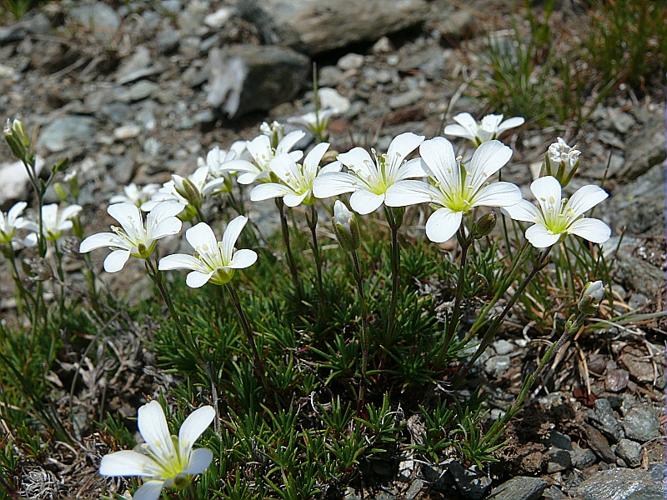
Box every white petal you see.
[320,161,342,174]
[229,249,258,269]
[99,450,159,477]
[313,172,358,198]
[138,401,176,463]
[246,135,272,164]
[387,132,424,166]
[133,480,165,500]
[185,448,213,475]
[178,406,215,460]
[269,153,298,184]
[337,147,374,177]
[568,218,611,244]
[186,271,214,288]
[497,116,525,133]
[502,199,539,223]
[237,171,260,185]
[566,185,608,217]
[397,158,427,180]
[222,216,248,262]
[108,203,143,235]
[283,191,308,207]
[7,201,27,224]
[189,167,209,190]
[530,176,562,213]
[150,217,182,240]
[276,130,306,154]
[60,204,82,222]
[472,182,522,207]
[58,220,74,232]
[452,112,478,137]
[250,183,290,202]
[219,159,256,173]
[104,250,131,273]
[468,140,512,187]
[385,180,436,207]
[148,201,185,222]
[40,204,58,229]
[159,254,202,271]
[419,137,458,189]
[79,232,125,253]
[288,150,303,162]
[186,223,218,252]
[443,124,474,140]
[425,208,462,243]
[525,224,560,248]
[303,142,330,175]
[349,189,384,214]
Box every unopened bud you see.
[578,280,605,312]
[472,212,497,239]
[53,182,68,202]
[547,138,581,187]
[333,200,360,251]
[177,178,202,208]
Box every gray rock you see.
[433,9,474,40]
[616,438,642,467]
[239,0,429,54]
[549,431,572,450]
[605,368,629,392]
[0,24,25,44]
[589,399,623,442]
[493,339,514,356]
[447,461,492,500]
[603,237,663,298]
[622,406,660,442]
[318,66,343,86]
[204,7,234,29]
[116,46,162,85]
[607,107,636,134]
[618,112,666,181]
[488,476,547,500]
[484,355,511,378]
[570,444,597,469]
[70,2,121,42]
[206,45,309,118]
[117,81,160,103]
[575,465,664,500]
[0,157,44,203]
[582,423,616,463]
[337,53,365,71]
[389,89,423,109]
[546,448,572,473]
[157,27,180,55]
[38,115,97,153]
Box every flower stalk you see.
[384,206,402,340]
[351,248,369,409]
[276,198,304,301]
[306,204,324,311]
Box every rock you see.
[619,349,656,383]
[488,476,547,500]
[117,81,160,103]
[157,26,180,54]
[204,7,234,28]
[549,431,572,450]
[542,485,567,500]
[605,368,629,392]
[589,399,623,442]
[447,461,492,500]
[70,2,121,42]
[570,444,597,469]
[622,406,660,442]
[318,66,343,86]
[627,292,649,311]
[618,112,666,181]
[389,89,423,109]
[206,45,309,118]
[405,478,424,500]
[575,465,664,500]
[372,36,394,54]
[113,124,141,140]
[337,53,364,71]
[546,448,572,473]
[484,355,511,378]
[0,157,44,203]
[433,9,474,40]
[616,438,642,467]
[582,424,616,463]
[38,115,97,153]
[0,13,50,44]
[603,237,663,298]
[239,0,429,54]
[116,46,162,85]
[493,339,514,356]
[606,107,635,134]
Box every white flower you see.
[289,88,351,128]
[503,176,611,248]
[0,201,32,246]
[260,120,284,141]
[332,200,360,251]
[313,132,425,214]
[199,141,248,178]
[385,138,521,243]
[221,131,305,185]
[110,183,160,207]
[142,167,223,211]
[159,216,257,288]
[23,203,82,241]
[548,137,580,170]
[79,202,183,272]
[249,143,340,207]
[444,112,525,145]
[99,401,214,500]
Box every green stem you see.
[5,244,28,318]
[443,229,471,354]
[351,249,369,410]
[307,204,324,312]
[384,207,401,340]
[225,284,269,393]
[276,198,303,301]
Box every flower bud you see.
[578,280,605,312]
[333,200,360,251]
[260,121,284,149]
[472,212,497,239]
[547,138,581,186]
[53,182,68,202]
[4,118,30,160]
[175,178,203,208]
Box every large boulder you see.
[238,0,429,54]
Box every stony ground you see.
[0,0,665,498]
